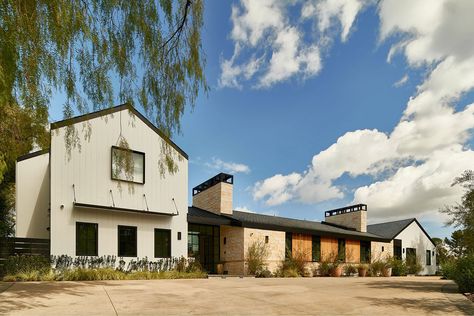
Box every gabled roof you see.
[50,103,188,159]
[367,218,435,246]
[188,207,390,242]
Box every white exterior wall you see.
[395,221,436,275]
[15,153,50,238]
[50,108,188,259]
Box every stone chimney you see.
[324,204,367,232]
[192,173,233,215]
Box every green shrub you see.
[281,267,299,278]
[276,249,308,277]
[255,269,273,278]
[317,262,331,277]
[390,259,407,276]
[440,259,457,280]
[369,261,385,276]
[406,259,423,275]
[344,264,357,276]
[453,255,474,293]
[3,255,51,275]
[246,240,269,275]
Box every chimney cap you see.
[192,173,233,196]
[325,203,367,217]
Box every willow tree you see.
[0,0,207,235]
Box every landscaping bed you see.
[2,255,207,282]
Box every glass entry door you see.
[188,224,220,273]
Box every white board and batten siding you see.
[50,108,188,259]
[395,221,437,275]
[15,153,50,239]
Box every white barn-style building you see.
[15,104,437,275]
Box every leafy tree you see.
[441,170,474,256]
[0,0,206,160]
[0,103,49,236]
[444,230,468,258]
[432,237,450,265]
[0,1,207,236]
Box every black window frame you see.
[338,238,346,262]
[154,229,171,258]
[360,240,371,263]
[111,146,145,184]
[76,222,98,256]
[285,232,292,259]
[426,249,431,266]
[118,225,137,257]
[312,235,321,262]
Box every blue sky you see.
[49,1,474,239]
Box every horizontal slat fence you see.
[0,237,50,276]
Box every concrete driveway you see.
[1,276,473,315]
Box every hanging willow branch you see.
[0,0,207,173]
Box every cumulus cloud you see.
[253,0,474,221]
[206,157,250,174]
[219,0,368,89]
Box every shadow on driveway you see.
[0,281,102,314]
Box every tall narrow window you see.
[426,250,431,266]
[76,222,98,256]
[118,226,137,257]
[111,146,145,184]
[154,229,171,258]
[338,239,346,262]
[285,232,292,259]
[312,236,321,262]
[360,241,371,263]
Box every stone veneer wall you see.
[371,240,393,262]
[220,225,245,275]
[220,226,285,275]
[192,182,233,215]
[324,210,367,232]
[244,228,285,274]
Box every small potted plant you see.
[329,262,342,277]
[357,264,368,277]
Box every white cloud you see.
[206,157,251,174]
[315,0,366,42]
[393,74,409,87]
[253,0,474,223]
[219,0,366,88]
[235,206,255,213]
[235,206,278,216]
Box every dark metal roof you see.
[367,218,415,239]
[192,173,233,196]
[16,149,49,162]
[50,103,188,159]
[367,218,436,246]
[230,211,388,241]
[188,206,235,226]
[187,207,389,241]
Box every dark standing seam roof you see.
[188,207,390,242]
[367,218,436,246]
[188,207,235,226]
[367,218,416,239]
